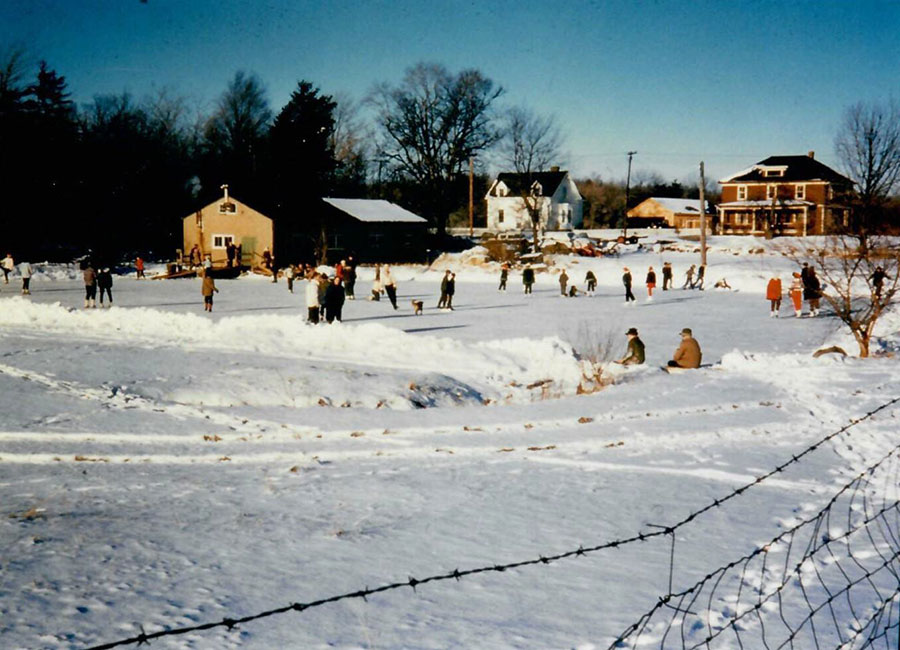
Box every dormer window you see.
[737,185,748,201]
[762,167,786,178]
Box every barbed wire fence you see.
[78,397,900,650]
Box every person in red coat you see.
[766,275,782,317]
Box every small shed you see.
[320,198,428,263]
[627,197,712,230]
[182,186,273,268]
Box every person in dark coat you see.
[522,265,535,295]
[695,263,706,290]
[615,327,646,365]
[646,266,656,300]
[325,277,345,323]
[662,262,673,290]
[682,265,695,289]
[445,272,456,310]
[622,267,636,303]
[803,266,822,317]
[498,263,509,291]
[97,268,114,307]
[438,270,451,308]
[226,242,235,268]
[584,270,597,296]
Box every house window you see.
[763,168,784,177]
[212,234,234,249]
[737,185,747,201]
[766,185,776,200]
[219,202,236,214]
[796,184,806,200]
[498,209,504,224]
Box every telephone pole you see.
[468,156,474,237]
[699,161,707,267]
[623,151,637,240]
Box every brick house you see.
[716,153,853,236]
[485,167,583,232]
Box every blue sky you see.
[3,0,900,184]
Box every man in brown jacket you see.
[668,328,702,369]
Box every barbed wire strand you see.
[78,396,900,650]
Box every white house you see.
[485,167,583,232]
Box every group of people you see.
[80,260,114,308]
[2,253,33,295]
[766,262,823,318]
[613,326,703,369]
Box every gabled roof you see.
[322,198,427,223]
[720,156,853,184]
[489,170,568,197]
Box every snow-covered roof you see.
[648,198,710,214]
[322,198,428,223]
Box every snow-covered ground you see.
[2,235,899,649]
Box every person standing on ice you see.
[438,269,451,308]
[695,263,706,290]
[498,262,509,291]
[615,327,645,365]
[445,272,456,310]
[668,328,702,369]
[18,260,33,295]
[804,266,822,317]
[622,267,636,304]
[789,272,804,317]
[82,261,98,308]
[97,267,113,307]
[201,268,219,312]
[344,256,357,300]
[2,252,14,284]
[305,273,320,323]
[382,264,398,309]
[766,274,782,317]
[584,270,597,296]
[325,276,345,323]
[662,262,673,290]
[522,264,535,295]
[682,264,695,289]
[284,263,295,293]
[645,266,656,300]
[135,256,145,279]
[558,269,569,296]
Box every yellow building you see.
[182,185,273,269]
[627,197,711,230]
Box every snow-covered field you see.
[2,235,900,649]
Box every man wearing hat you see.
[615,327,645,365]
[668,328,702,369]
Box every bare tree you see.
[369,62,503,234]
[835,100,900,233]
[330,92,369,194]
[498,106,564,250]
[784,235,900,357]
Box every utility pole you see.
[468,156,474,237]
[623,151,637,241]
[699,161,707,267]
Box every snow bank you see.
[1,298,589,407]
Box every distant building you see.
[627,197,712,230]
[320,198,429,263]
[182,185,272,268]
[485,167,583,232]
[717,153,854,236]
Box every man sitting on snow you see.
[615,327,645,365]
[668,328,702,369]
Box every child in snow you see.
[382,265,398,309]
[522,265,535,295]
[306,274,321,323]
[97,268,113,307]
[83,262,97,308]
[18,260,33,295]
[438,270,452,308]
[498,263,509,291]
[766,274,782,317]
[622,267,636,303]
[646,266,656,300]
[662,262,673,290]
[682,265,695,289]
[584,270,596,296]
[559,269,569,296]
[135,256,145,279]
[201,269,219,312]
[3,253,15,284]
[789,272,803,317]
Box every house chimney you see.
[808,151,815,159]
[550,165,560,172]
[221,184,229,202]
